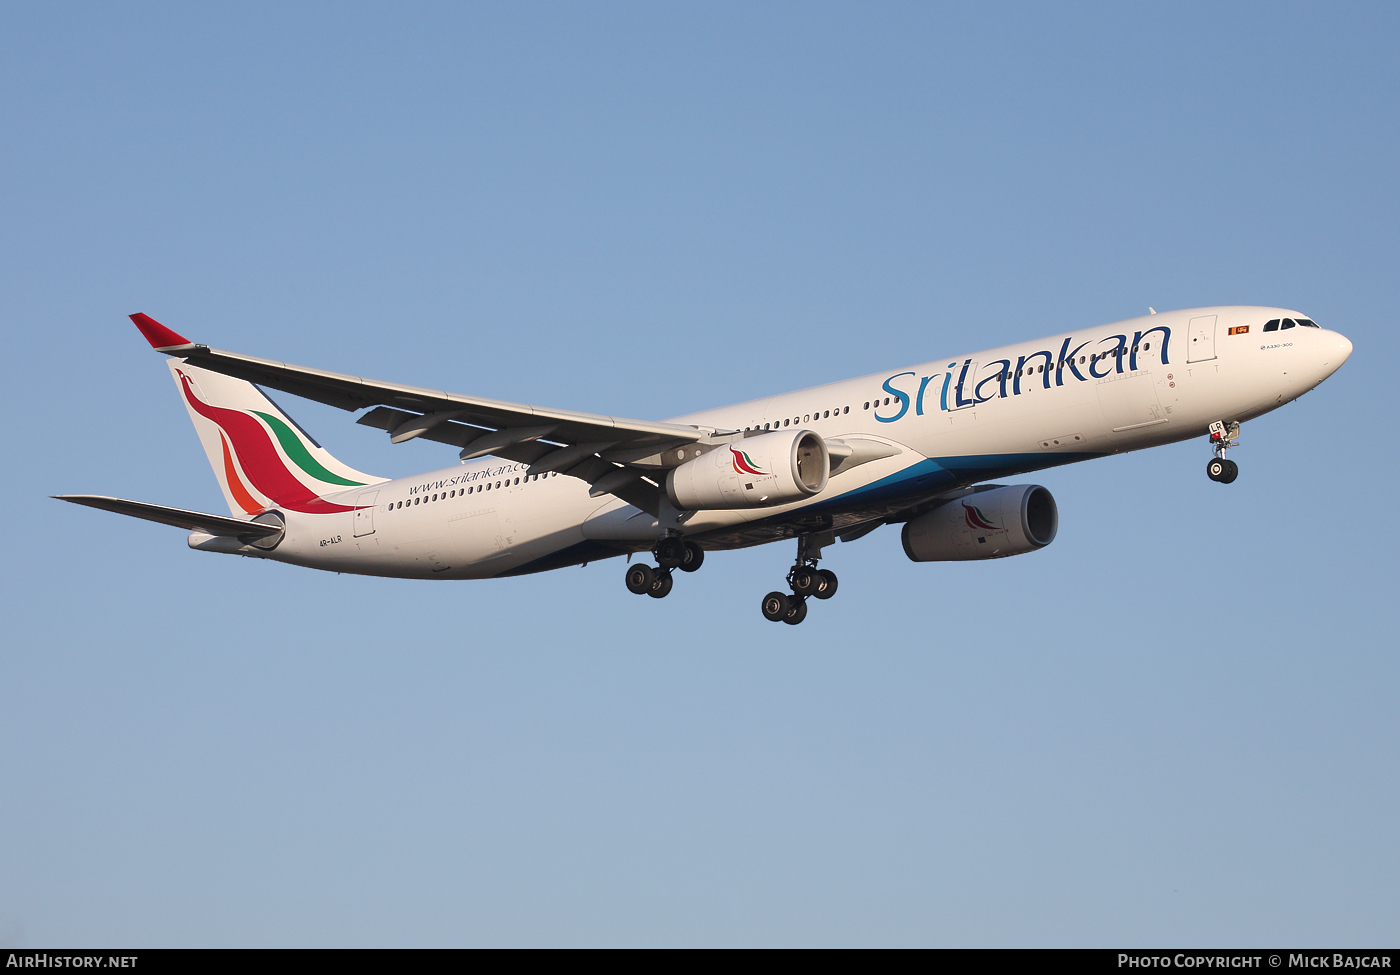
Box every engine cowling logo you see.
[730,446,768,476]
[962,502,1000,531]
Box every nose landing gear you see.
[1207,420,1241,484]
[761,532,839,625]
[1207,457,1238,483]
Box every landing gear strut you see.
[1207,420,1240,484]
[761,532,838,625]
[623,535,703,599]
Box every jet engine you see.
[901,484,1057,562]
[666,430,829,510]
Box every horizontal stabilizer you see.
[54,495,284,538]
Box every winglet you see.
[130,313,196,351]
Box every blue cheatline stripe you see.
[504,450,1107,572]
[933,451,1101,477]
[804,451,1102,513]
[498,540,627,577]
[802,458,954,514]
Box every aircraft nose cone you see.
[1315,330,1353,381]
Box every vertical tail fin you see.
[169,360,385,516]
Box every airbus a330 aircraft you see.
[59,307,1351,624]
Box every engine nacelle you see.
[666,430,829,510]
[901,484,1058,562]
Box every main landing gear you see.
[623,534,704,599]
[761,534,838,625]
[1206,420,1241,484]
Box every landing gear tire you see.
[655,536,686,569]
[625,563,654,595]
[761,591,791,622]
[648,568,673,599]
[783,595,808,625]
[679,541,705,573]
[791,566,821,597]
[1207,458,1239,483]
[814,569,838,600]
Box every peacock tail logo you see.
[177,369,366,515]
[730,446,768,477]
[962,501,1000,531]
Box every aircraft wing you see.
[131,314,715,513]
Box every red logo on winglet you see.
[130,313,192,349]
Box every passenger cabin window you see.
[1263,319,1280,331]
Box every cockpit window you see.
[1281,318,1296,329]
[1297,318,1321,328]
[1263,319,1280,331]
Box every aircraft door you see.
[352,490,379,537]
[1187,315,1218,363]
[951,360,980,409]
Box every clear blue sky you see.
[2,1,1397,947]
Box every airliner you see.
[58,308,1351,624]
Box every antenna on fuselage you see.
[1149,307,1156,314]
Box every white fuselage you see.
[231,306,1351,579]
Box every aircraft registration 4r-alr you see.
[59,307,1351,625]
